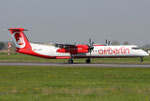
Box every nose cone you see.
[143,51,149,57]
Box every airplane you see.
[8,28,149,63]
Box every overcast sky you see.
[0,0,150,45]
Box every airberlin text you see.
[98,47,130,55]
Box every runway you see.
[0,62,150,67]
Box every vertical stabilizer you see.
[8,28,32,54]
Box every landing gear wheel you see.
[140,57,143,62]
[68,60,73,64]
[86,58,91,63]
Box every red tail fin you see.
[8,28,32,53]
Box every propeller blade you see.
[106,39,107,44]
[108,41,110,45]
[92,42,94,45]
[88,38,94,56]
[89,38,91,46]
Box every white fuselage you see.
[8,28,149,61]
[30,43,149,58]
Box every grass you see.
[0,66,150,101]
[0,53,150,63]
[0,53,150,100]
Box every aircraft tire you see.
[140,57,143,62]
[68,60,73,64]
[86,59,91,63]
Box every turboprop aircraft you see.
[8,28,149,63]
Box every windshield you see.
[132,47,140,50]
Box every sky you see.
[0,0,150,46]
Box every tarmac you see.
[0,62,150,68]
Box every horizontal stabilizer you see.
[8,28,28,31]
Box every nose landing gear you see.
[140,57,143,62]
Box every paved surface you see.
[0,62,150,68]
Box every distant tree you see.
[0,42,5,50]
[144,44,150,49]
[111,40,120,45]
[123,41,130,45]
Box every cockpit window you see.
[132,47,140,50]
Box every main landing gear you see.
[68,54,91,64]
[68,59,91,64]
[68,59,73,64]
[86,58,91,63]
[140,57,143,62]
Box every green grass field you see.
[0,53,150,101]
[0,66,150,101]
[0,53,150,63]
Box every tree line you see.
[0,41,150,51]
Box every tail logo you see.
[12,32,26,48]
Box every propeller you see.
[88,38,94,55]
[108,41,110,45]
[106,39,110,46]
[106,39,108,45]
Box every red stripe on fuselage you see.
[16,49,70,59]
